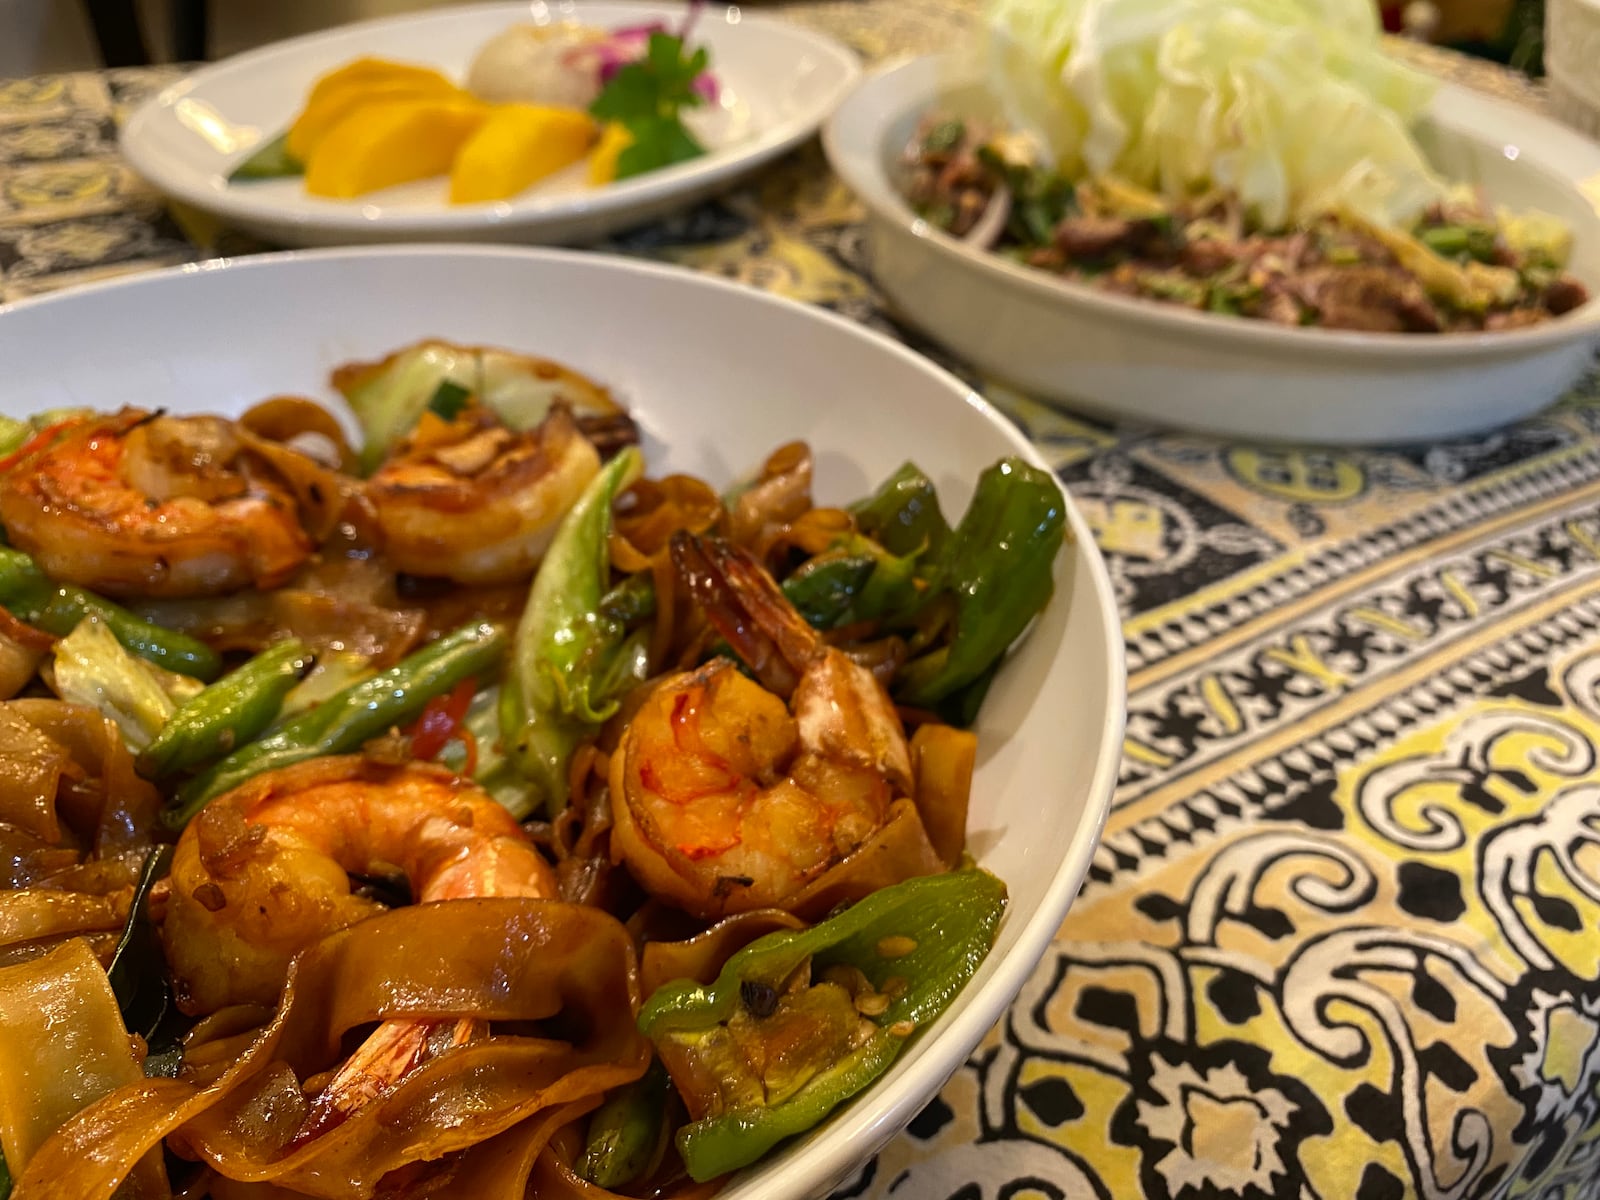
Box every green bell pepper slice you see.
[639,869,1007,1181]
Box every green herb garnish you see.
[589,33,709,181]
[228,132,302,182]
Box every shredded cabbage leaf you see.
[49,618,201,751]
[975,0,1447,229]
[332,340,623,474]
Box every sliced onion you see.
[963,184,1012,250]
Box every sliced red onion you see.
[963,185,1012,249]
[585,17,721,100]
[612,20,668,38]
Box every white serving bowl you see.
[825,55,1600,445]
[120,2,860,248]
[0,245,1124,1200]
[1549,0,1600,139]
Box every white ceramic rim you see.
[824,54,1600,361]
[119,3,861,237]
[0,243,1126,1199]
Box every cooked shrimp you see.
[162,756,558,1140]
[163,755,555,1012]
[609,533,913,919]
[0,410,315,599]
[364,401,600,585]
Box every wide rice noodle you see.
[0,701,160,962]
[12,897,649,1200]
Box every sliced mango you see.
[305,98,489,199]
[587,121,634,186]
[301,56,455,110]
[448,104,597,205]
[288,65,462,162]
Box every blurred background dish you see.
[116,2,859,246]
[7,0,1563,75]
[825,54,1600,443]
[1547,0,1600,138]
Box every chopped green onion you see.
[428,379,472,421]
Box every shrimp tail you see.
[291,1016,485,1147]
[669,532,818,697]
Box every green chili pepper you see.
[227,132,302,182]
[781,553,876,629]
[895,458,1065,709]
[577,1060,674,1189]
[166,621,505,827]
[782,538,923,632]
[500,447,644,818]
[640,869,1007,1182]
[933,658,1003,730]
[0,546,221,680]
[850,463,950,559]
[138,639,314,780]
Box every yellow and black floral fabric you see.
[3,10,1599,1198]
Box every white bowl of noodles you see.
[0,246,1123,1200]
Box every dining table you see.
[3,5,1600,1198]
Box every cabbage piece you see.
[269,650,375,726]
[49,618,201,751]
[331,339,625,474]
[977,0,1447,229]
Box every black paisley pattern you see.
[3,12,1600,1197]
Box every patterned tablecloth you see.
[5,7,1600,1200]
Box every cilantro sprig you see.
[589,33,710,181]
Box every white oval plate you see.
[120,2,860,247]
[825,55,1600,445]
[0,245,1124,1200]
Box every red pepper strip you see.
[406,677,477,763]
[0,418,85,473]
